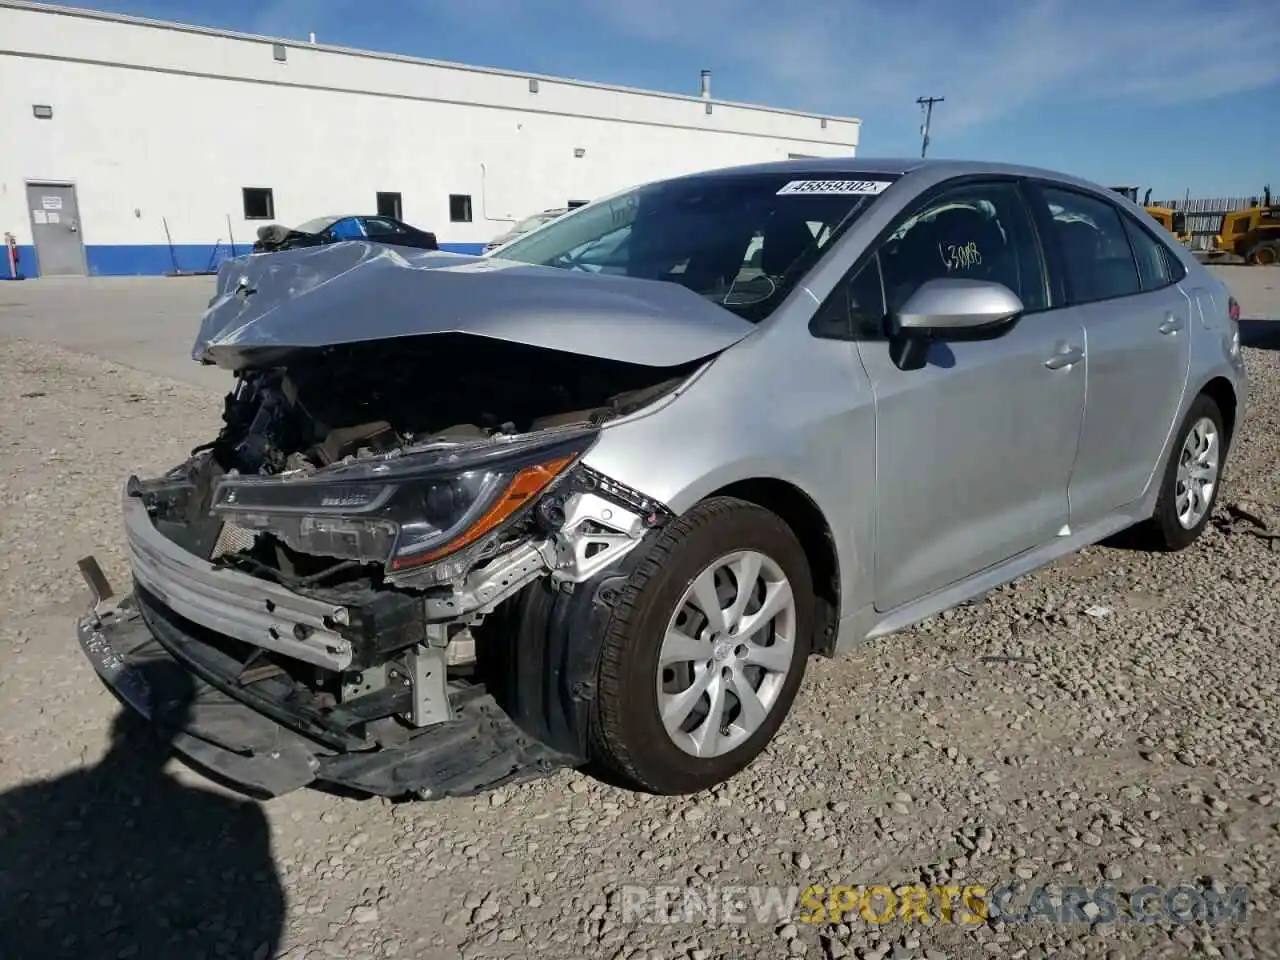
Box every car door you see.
[842,179,1087,612]
[1030,185,1193,525]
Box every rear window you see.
[1041,187,1143,304]
[294,216,342,234]
[495,172,901,322]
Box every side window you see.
[1121,214,1185,290]
[811,254,886,339]
[363,217,407,238]
[328,218,365,240]
[848,255,886,339]
[877,181,1048,316]
[1039,187,1142,303]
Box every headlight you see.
[209,429,595,573]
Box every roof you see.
[667,156,1114,192]
[684,157,927,178]
[0,0,863,125]
[296,214,422,229]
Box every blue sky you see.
[74,0,1279,200]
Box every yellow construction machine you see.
[1210,186,1279,265]
[1109,186,1190,244]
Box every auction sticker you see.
[776,179,892,196]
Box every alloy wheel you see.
[1175,416,1220,529]
[656,550,797,759]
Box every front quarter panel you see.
[581,319,878,615]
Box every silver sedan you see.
[82,157,1247,801]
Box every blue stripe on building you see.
[4,242,487,279]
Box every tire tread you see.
[1132,393,1225,552]
[589,496,809,793]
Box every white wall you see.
[0,1,861,257]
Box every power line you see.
[916,96,945,158]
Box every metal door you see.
[859,312,1086,612]
[26,183,86,276]
[1064,285,1192,525]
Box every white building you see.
[0,0,861,277]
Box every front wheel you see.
[589,497,814,795]
[1134,393,1226,551]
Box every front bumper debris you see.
[75,569,575,800]
[121,484,356,671]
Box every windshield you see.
[293,216,342,235]
[494,172,900,322]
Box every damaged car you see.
[77,157,1246,801]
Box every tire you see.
[1133,393,1227,551]
[589,496,814,795]
[1248,240,1279,266]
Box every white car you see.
[482,208,569,254]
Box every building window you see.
[449,194,473,223]
[528,78,539,93]
[820,118,828,129]
[242,187,275,220]
[32,104,53,119]
[376,192,403,219]
[567,201,588,209]
[705,102,713,115]
[272,43,287,62]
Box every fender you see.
[474,531,659,761]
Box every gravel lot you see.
[1,269,1279,960]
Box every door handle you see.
[1044,345,1084,370]
[1158,314,1185,335]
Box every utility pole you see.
[916,96,944,158]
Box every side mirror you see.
[888,278,1024,371]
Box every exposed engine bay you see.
[96,333,693,796]
[201,333,691,472]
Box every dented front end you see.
[77,335,691,799]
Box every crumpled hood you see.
[193,241,757,370]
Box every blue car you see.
[252,215,439,253]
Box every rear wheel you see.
[589,497,813,795]
[1133,393,1226,551]
[1247,240,1279,266]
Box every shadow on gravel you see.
[1240,317,1280,351]
[1098,525,1153,552]
[0,661,284,960]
